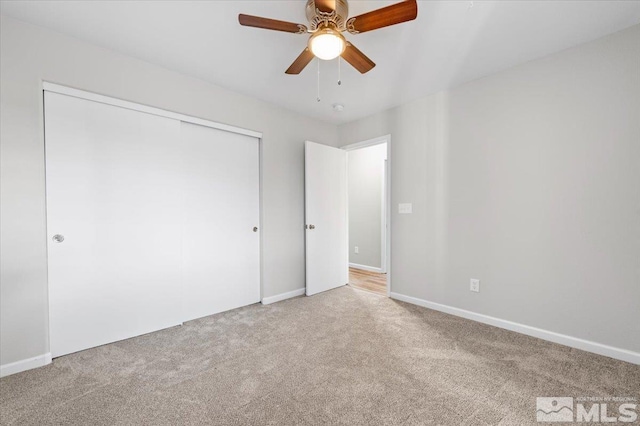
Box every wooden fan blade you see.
[238,14,307,34]
[341,42,376,74]
[285,48,315,74]
[347,0,417,34]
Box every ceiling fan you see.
[238,0,418,75]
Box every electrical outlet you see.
[354,246,359,254]
[470,279,480,292]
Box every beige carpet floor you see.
[1,286,638,425]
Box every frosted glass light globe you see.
[309,28,346,60]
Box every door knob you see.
[52,234,65,243]
[308,224,316,230]
[253,227,258,232]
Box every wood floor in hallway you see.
[349,267,387,295]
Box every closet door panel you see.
[45,92,183,357]
[181,122,260,321]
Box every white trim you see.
[342,135,390,152]
[342,135,391,296]
[385,139,391,297]
[261,288,305,305]
[390,292,640,365]
[0,353,52,378]
[380,159,387,274]
[42,82,262,139]
[349,263,383,273]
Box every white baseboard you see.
[349,263,383,273]
[0,353,52,378]
[261,288,305,305]
[389,292,640,365]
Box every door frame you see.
[342,135,391,296]
[41,82,266,349]
[42,82,262,138]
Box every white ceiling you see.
[2,1,639,124]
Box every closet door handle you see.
[253,227,258,232]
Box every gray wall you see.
[0,15,338,366]
[348,143,387,269]
[339,25,640,353]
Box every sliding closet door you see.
[45,92,183,357]
[181,122,261,322]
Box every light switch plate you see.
[470,279,480,292]
[399,203,412,214]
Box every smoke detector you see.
[333,103,344,112]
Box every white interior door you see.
[181,122,261,321]
[45,92,183,357]
[305,141,348,296]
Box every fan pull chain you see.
[338,57,342,86]
[317,59,321,102]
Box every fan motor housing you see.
[306,0,349,31]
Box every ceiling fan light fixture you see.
[308,27,346,60]
[239,0,418,74]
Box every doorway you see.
[343,136,390,296]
